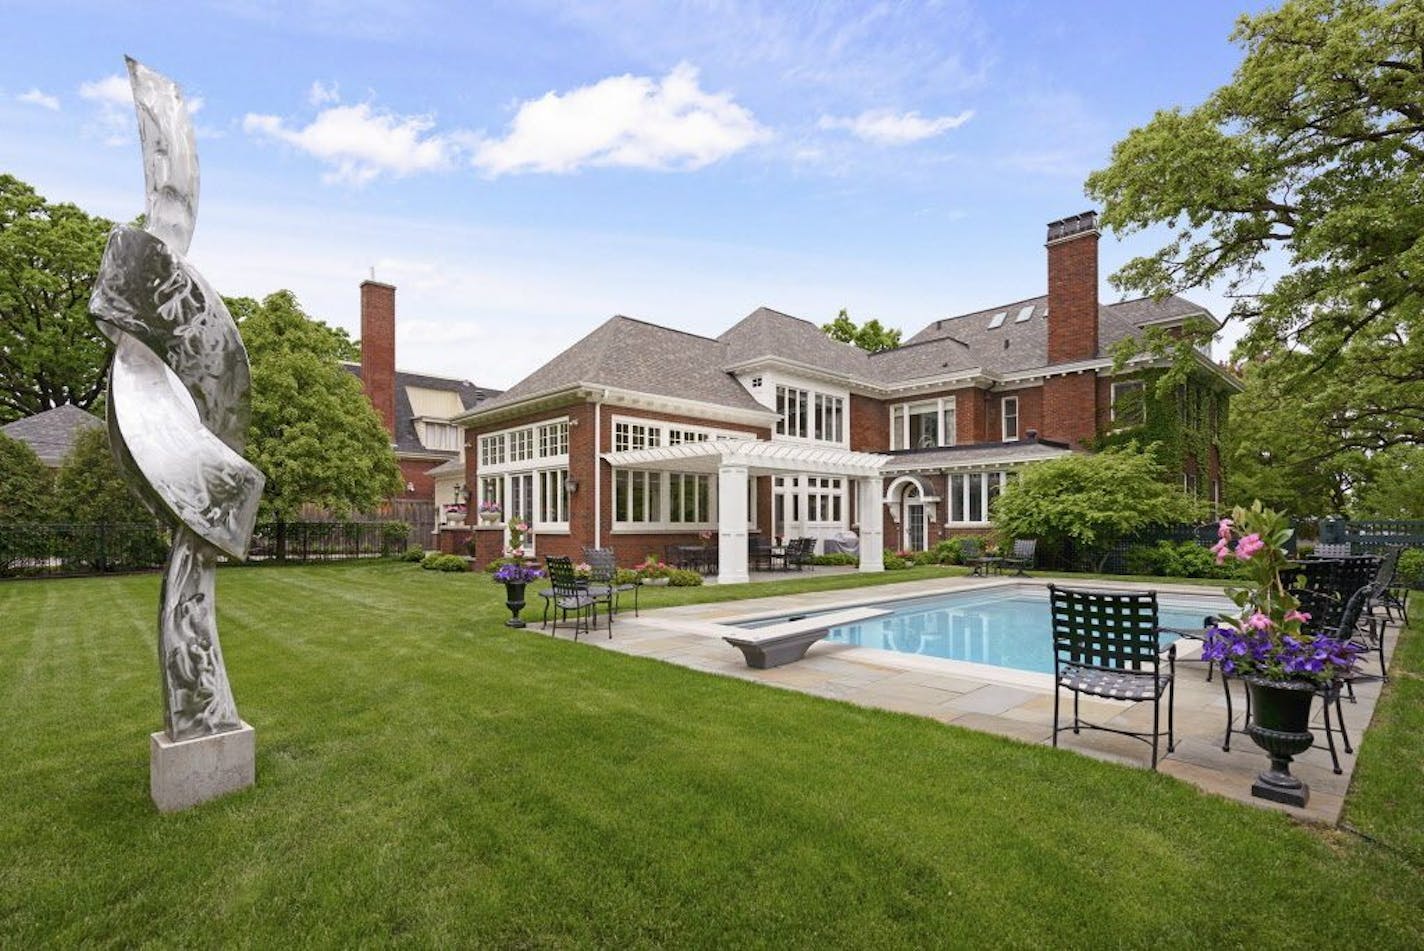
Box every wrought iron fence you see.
[0,520,411,579]
[1321,517,1424,552]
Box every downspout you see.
[593,389,607,548]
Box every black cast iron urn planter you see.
[1245,677,1316,808]
[503,582,528,628]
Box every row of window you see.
[480,420,569,467]
[479,469,569,527]
[775,386,844,443]
[614,470,713,525]
[611,419,745,453]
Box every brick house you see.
[455,212,1242,582]
[344,280,501,519]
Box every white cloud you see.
[78,74,132,106]
[817,108,974,145]
[78,74,134,146]
[470,63,768,176]
[17,88,60,111]
[243,103,458,186]
[309,80,340,106]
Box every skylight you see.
[987,311,1007,329]
[1015,305,1035,323]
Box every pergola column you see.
[857,477,884,572]
[717,464,750,585]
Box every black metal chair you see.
[961,537,996,576]
[1002,539,1037,577]
[1218,585,1371,775]
[1365,545,1409,629]
[1049,585,1175,769]
[787,537,816,571]
[583,546,638,622]
[749,538,773,571]
[544,556,600,641]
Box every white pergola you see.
[600,439,890,584]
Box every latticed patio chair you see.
[1309,542,1352,559]
[1048,585,1175,769]
[749,538,774,571]
[544,556,600,641]
[1365,545,1409,627]
[960,537,995,576]
[583,546,638,621]
[788,537,816,571]
[1001,539,1037,576]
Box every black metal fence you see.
[1321,517,1424,552]
[0,520,411,580]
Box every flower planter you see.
[502,582,528,627]
[1245,677,1315,808]
[479,512,501,525]
[642,577,670,587]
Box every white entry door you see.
[902,485,926,551]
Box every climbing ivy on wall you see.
[1090,369,1230,483]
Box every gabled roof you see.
[471,315,770,417]
[719,307,872,379]
[344,363,498,457]
[1,404,104,467]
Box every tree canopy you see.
[52,426,156,525]
[0,174,115,424]
[0,432,53,522]
[1085,0,1424,456]
[822,309,902,353]
[991,444,1201,571]
[235,290,400,520]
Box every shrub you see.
[484,557,518,573]
[667,568,704,586]
[381,522,410,550]
[931,539,963,565]
[992,443,1202,571]
[0,432,53,522]
[614,568,641,586]
[1397,548,1424,589]
[882,549,911,570]
[911,549,938,566]
[809,552,857,566]
[400,546,426,563]
[1124,540,1244,579]
[421,553,468,572]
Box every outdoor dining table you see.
[673,545,716,574]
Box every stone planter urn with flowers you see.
[493,562,544,627]
[1202,502,1361,807]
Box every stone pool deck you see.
[558,574,1399,825]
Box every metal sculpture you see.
[89,58,265,742]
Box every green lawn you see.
[1,561,1420,947]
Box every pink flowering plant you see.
[1201,501,1359,685]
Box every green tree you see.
[236,290,401,520]
[52,426,155,525]
[1350,446,1424,519]
[0,432,53,522]
[51,427,167,569]
[991,444,1202,571]
[0,174,115,423]
[1222,354,1365,516]
[822,308,902,353]
[1085,0,1424,454]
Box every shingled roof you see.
[471,316,770,416]
[1,404,104,467]
[344,363,499,457]
[719,307,872,378]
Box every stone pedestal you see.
[150,721,255,813]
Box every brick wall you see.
[397,457,441,500]
[848,393,888,452]
[359,281,397,436]
[1041,373,1099,448]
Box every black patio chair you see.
[583,546,638,621]
[788,537,816,571]
[544,556,599,641]
[960,537,995,576]
[1365,545,1409,628]
[1001,539,1037,577]
[749,538,773,571]
[1049,585,1175,769]
[1218,585,1370,775]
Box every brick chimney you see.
[360,280,397,437]
[1041,212,1100,448]
[1046,210,1099,364]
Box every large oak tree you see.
[1086,0,1424,460]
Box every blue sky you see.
[1,0,1270,388]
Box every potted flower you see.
[493,561,544,627]
[1202,502,1360,807]
[444,502,467,525]
[478,501,502,524]
[506,517,531,556]
[637,555,673,586]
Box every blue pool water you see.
[739,587,1234,675]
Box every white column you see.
[857,477,884,572]
[717,464,750,585]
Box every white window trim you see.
[479,415,570,474]
[1001,396,1019,443]
[611,468,719,532]
[610,414,749,449]
[890,395,957,450]
[945,470,1013,526]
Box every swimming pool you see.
[736,586,1235,675]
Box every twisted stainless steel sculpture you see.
[89,58,265,742]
